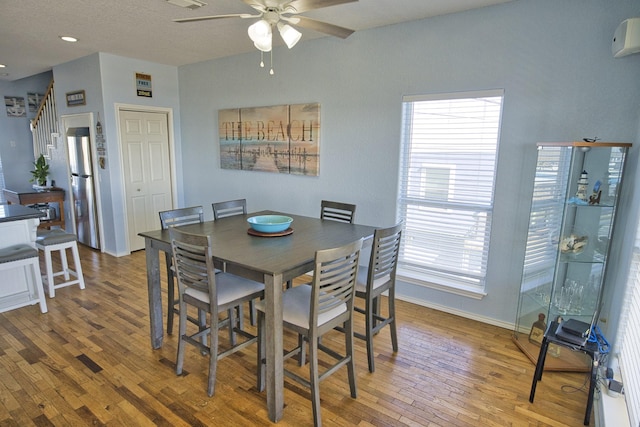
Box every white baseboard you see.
[396,294,514,330]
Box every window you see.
[398,90,503,293]
[0,155,5,203]
[616,219,640,427]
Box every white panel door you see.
[119,110,172,251]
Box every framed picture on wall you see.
[5,96,26,117]
[218,103,320,176]
[66,90,86,107]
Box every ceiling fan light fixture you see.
[277,23,301,49]
[254,39,272,52]
[248,20,272,43]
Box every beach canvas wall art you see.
[218,103,320,176]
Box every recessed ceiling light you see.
[60,36,78,42]
[166,0,206,9]
[0,64,5,68]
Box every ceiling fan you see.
[174,0,357,73]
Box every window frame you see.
[397,89,504,296]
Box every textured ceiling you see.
[0,0,511,81]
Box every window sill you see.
[595,388,630,427]
[397,273,487,300]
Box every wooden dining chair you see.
[286,199,358,290]
[256,238,363,427]
[320,200,356,224]
[159,206,205,335]
[211,198,257,325]
[212,198,247,220]
[170,227,264,397]
[353,222,403,373]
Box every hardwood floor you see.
[0,245,595,426]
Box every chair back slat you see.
[169,228,216,301]
[320,200,356,224]
[312,239,362,318]
[369,223,403,285]
[159,206,204,229]
[212,199,247,220]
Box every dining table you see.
[138,210,377,422]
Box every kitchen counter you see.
[0,203,45,223]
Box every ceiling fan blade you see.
[173,14,256,23]
[240,0,269,12]
[285,0,357,14]
[294,15,354,38]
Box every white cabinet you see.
[0,216,41,312]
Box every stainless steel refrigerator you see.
[67,127,100,249]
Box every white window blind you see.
[0,155,5,203]
[398,90,503,291]
[617,219,640,427]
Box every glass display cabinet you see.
[513,141,631,371]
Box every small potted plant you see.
[30,154,50,187]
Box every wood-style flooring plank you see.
[0,246,595,426]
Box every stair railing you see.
[30,80,58,160]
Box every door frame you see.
[115,103,177,254]
[60,112,105,252]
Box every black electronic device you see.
[561,318,591,337]
[555,323,589,346]
[555,308,599,346]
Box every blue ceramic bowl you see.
[247,215,293,233]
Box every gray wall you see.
[176,0,640,329]
[49,53,181,255]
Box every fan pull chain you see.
[269,49,274,75]
[260,51,265,68]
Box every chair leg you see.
[309,334,322,427]
[372,296,380,331]
[365,297,376,373]
[388,292,398,352]
[249,300,257,326]
[175,300,188,376]
[345,319,357,398]
[228,308,237,346]
[237,304,245,330]
[165,253,176,335]
[199,309,208,348]
[298,334,306,366]
[207,316,219,397]
[257,310,266,392]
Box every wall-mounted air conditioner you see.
[612,17,640,58]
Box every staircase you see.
[30,80,58,160]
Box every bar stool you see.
[0,244,48,313]
[36,230,85,298]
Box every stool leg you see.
[44,246,56,298]
[31,259,48,313]
[60,247,71,281]
[70,242,85,290]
